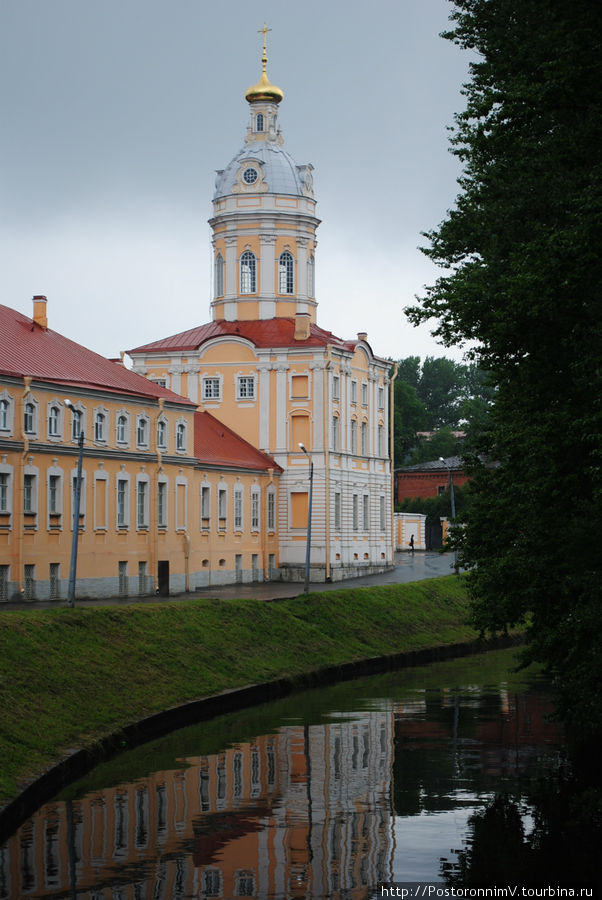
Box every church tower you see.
[210,26,318,325]
[129,29,394,583]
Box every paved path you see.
[1,552,457,610]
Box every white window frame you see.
[157,416,168,450]
[24,398,38,436]
[94,407,108,444]
[116,411,130,446]
[352,494,359,531]
[70,468,87,530]
[201,482,211,528]
[116,474,130,529]
[136,476,150,529]
[202,377,222,401]
[175,419,187,452]
[334,492,341,531]
[157,477,168,528]
[237,375,256,401]
[380,495,386,531]
[363,494,370,531]
[308,253,315,297]
[251,486,260,532]
[136,414,150,449]
[332,375,340,401]
[378,386,385,409]
[69,405,85,443]
[361,421,368,456]
[350,420,357,455]
[332,414,339,452]
[215,253,224,297]
[24,469,39,515]
[48,471,63,517]
[47,401,62,440]
[0,464,13,515]
[267,487,276,531]
[234,485,244,531]
[0,393,14,434]
[351,380,358,404]
[218,485,227,529]
[278,250,294,294]
[361,382,368,405]
[240,250,257,294]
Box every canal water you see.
[0,647,562,899]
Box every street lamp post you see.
[65,400,84,607]
[299,443,313,595]
[439,456,457,567]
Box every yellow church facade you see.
[129,41,395,582]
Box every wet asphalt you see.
[1,552,457,610]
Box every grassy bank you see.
[0,575,476,807]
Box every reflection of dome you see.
[214,141,305,199]
[245,70,284,104]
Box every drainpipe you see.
[15,377,33,596]
[389,363,398,561]
[323,345,333,581]
[183,531,191,592]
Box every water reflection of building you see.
[0,710,395,899]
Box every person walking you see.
[409,534,415,553]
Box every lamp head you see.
[299,442,307,454]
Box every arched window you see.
[94,412,106,443]
[278,251,294,294]
[308,254,315,297]
[71,409,82,442]
[176,422,186,451]
[215,253,224,297]
[240,250,256,293]
[24,401,36,434]
[116,414,127,444]
[0,398,9,431]
[157,418,167,450]
[256,113,264,132]
[137,416,148,448]
[48,405,60,437]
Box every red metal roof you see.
[194,411,282,472]
[129,318,359,354]
[0,304,195,405]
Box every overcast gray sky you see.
[1,0,471,364]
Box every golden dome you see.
[245,70,284,105]
[245,23,284,105]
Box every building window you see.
[361,421,368,456]
[378,424,384,457]
[138,561,148,595]
[157,480,167,528]
[49,563,60,600]
[201,484,211,527]
[136,416,149,448]
[118,561,128,598]
[48,404,60,438]
[278,251,294,294]
[352,494,359,531]
[157,418,167,450]
[48,474,61,516]
[256,112,264,132]
[378,386,385,409]
[334,492,341,531]
[240,250,257,293]
[215,253,224,297]
[234,487,243,531]
[218,487,227,528]
[380,495,386,531]
[332,375,340,400]
[71,408,83,442]
[24,473,36,514]
[363,494,370,530]
[137,480,149,528]
[176,421,187,451]
[0,472,11,513]
[350,420,357,455]
[24,564,36,601]
[237,376,255,400]
[116,414,128,444]
[361,382,368,405]
[203,377,221,400]
[308,253,315,297]
[251,488,260,531]
[24,401,36,435]
[291,492,308,529]
[94,411,106,443]
[151,378,167,388]
[332,414,339,452]
[0,397,10,431]
[351,380,358,404]
[117,478,129,528]
[267,488,276,531]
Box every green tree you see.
[392,377,428,464]
[406,0,602,745]
[416,356,466,428]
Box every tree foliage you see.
[406,0,602,743]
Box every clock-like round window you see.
[242,167,258,185]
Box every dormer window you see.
[240,250,257,293]
[278,251,294,294]
[256,113,264,132]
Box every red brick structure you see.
[394,456,469,503]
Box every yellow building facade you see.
[129,44,395,582]
[0,299,280,601]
